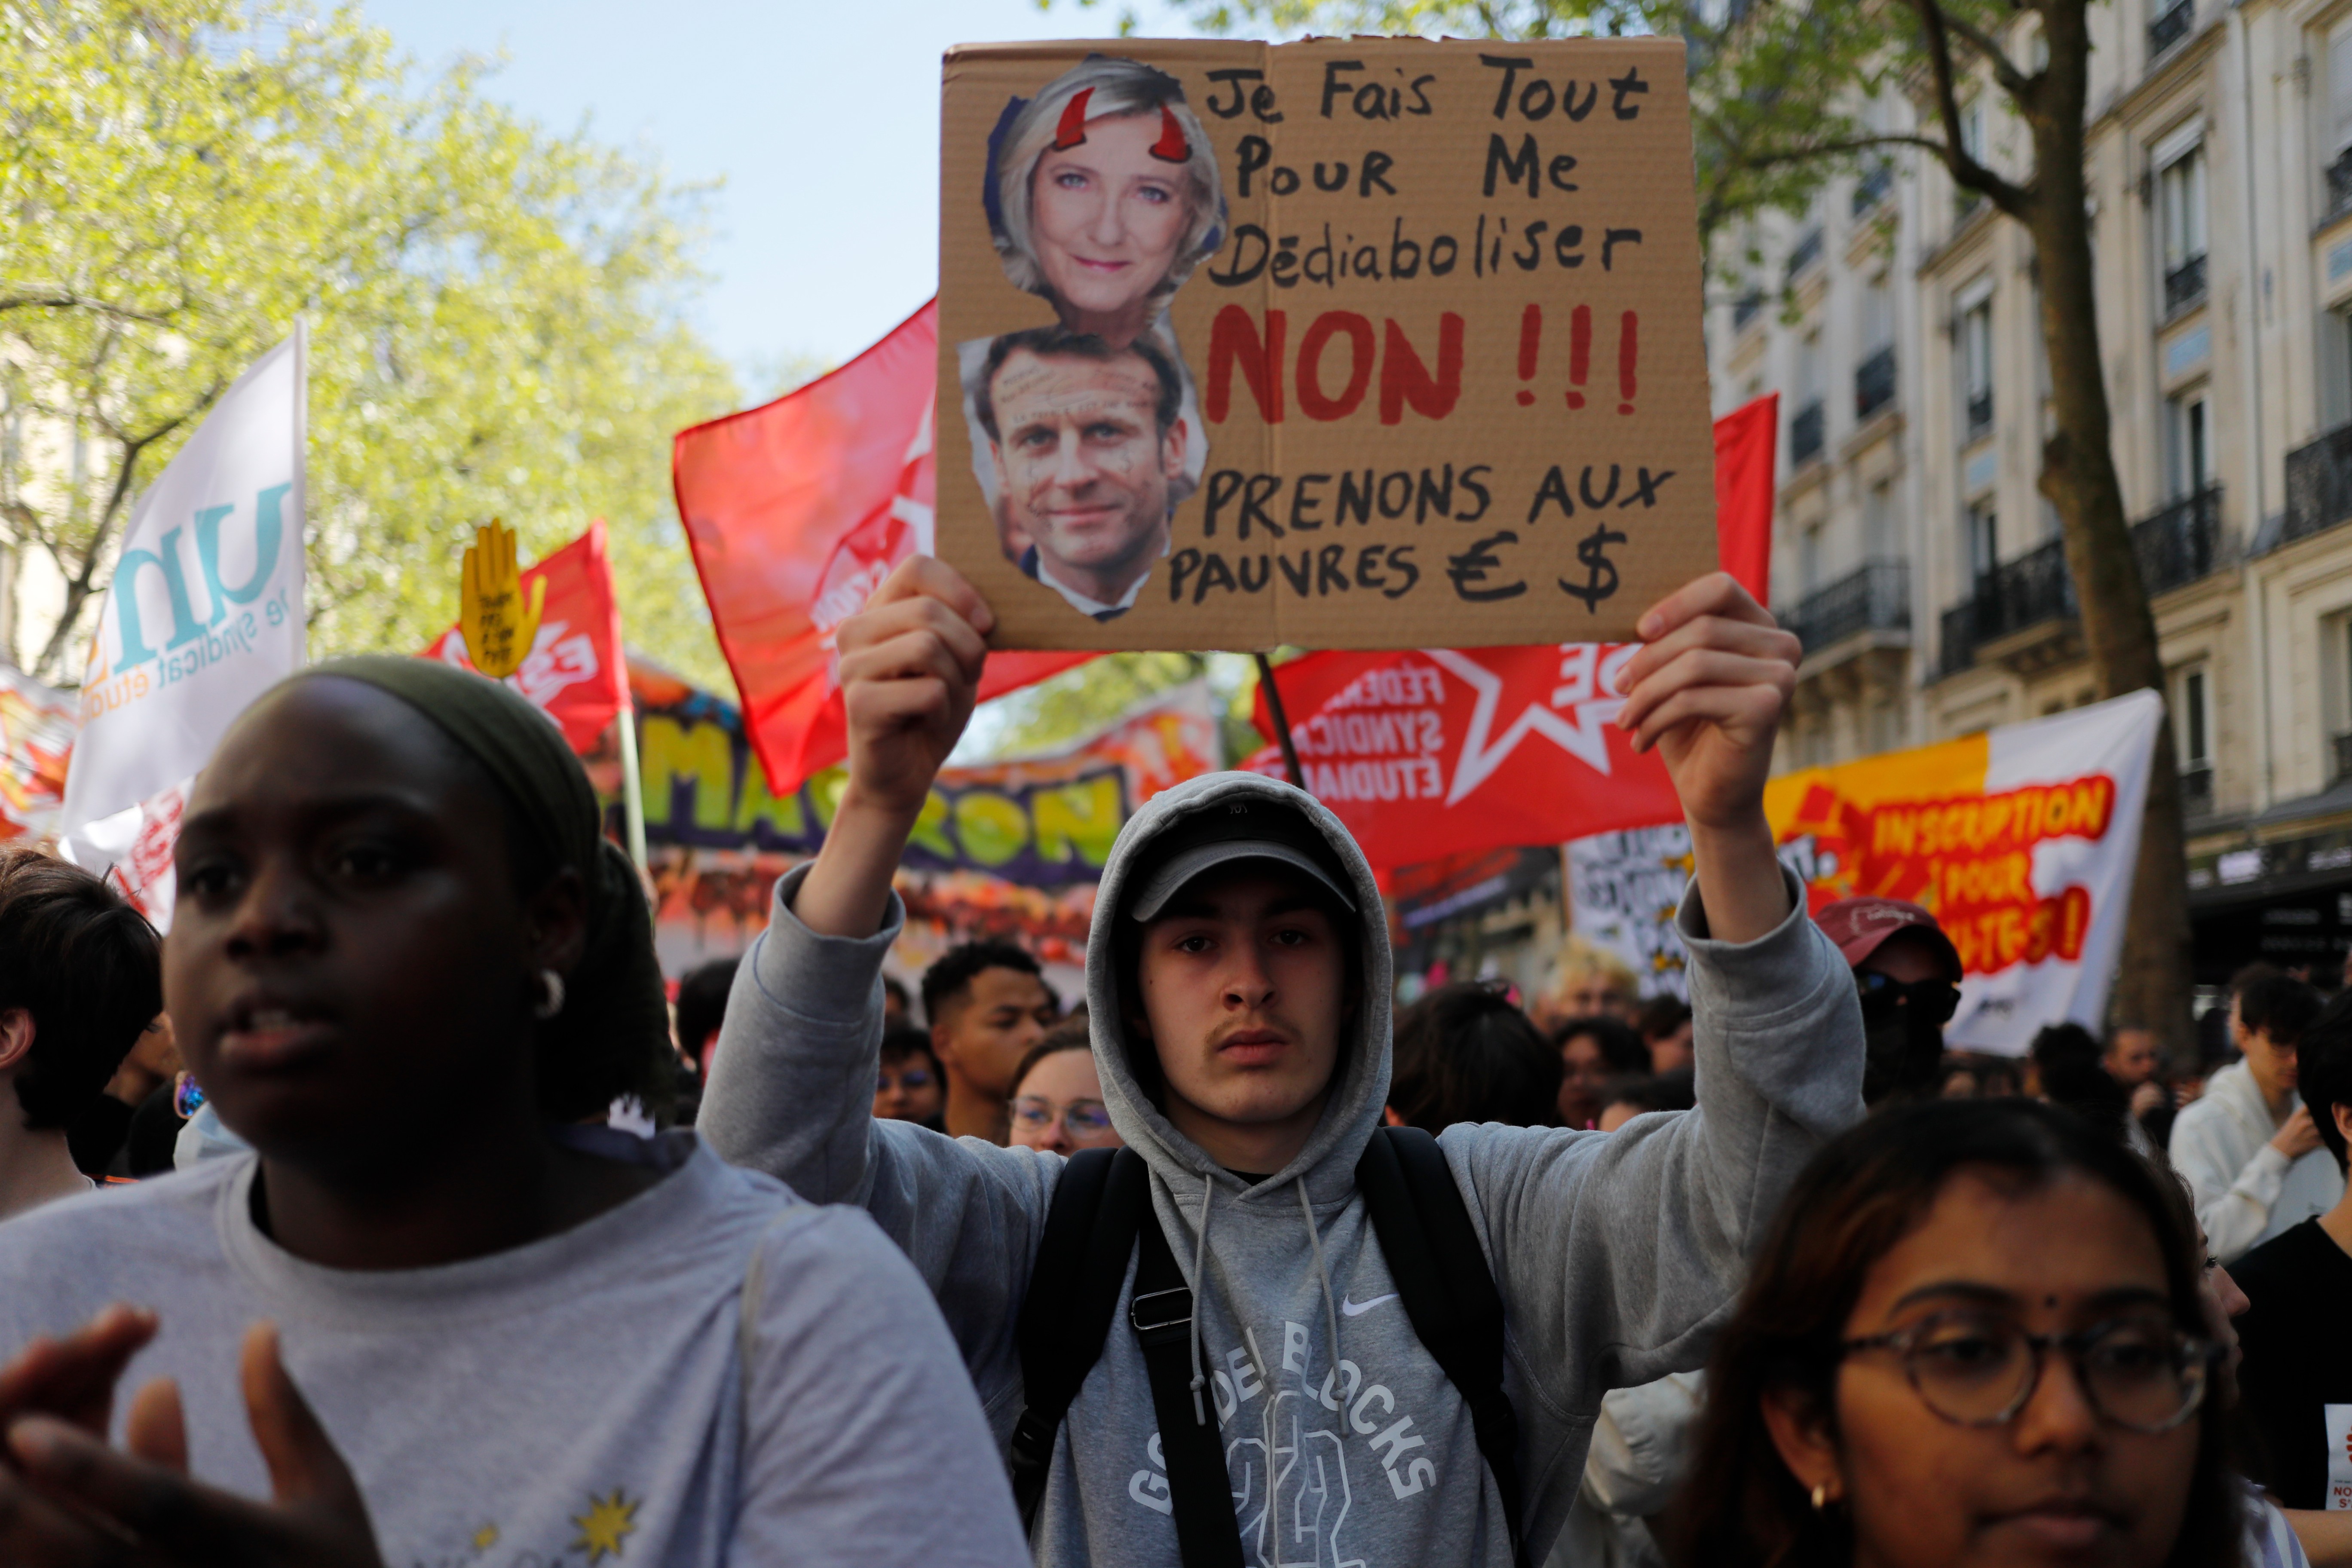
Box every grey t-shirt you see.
[0,1127,1029,1568]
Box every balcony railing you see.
[1732,290,1765,331]
[2180,762,2214,817]
[2131,485,2224,596]
[1789,399,1826,466]
[1852,163,1895,216]
[1785,227,1825,282]
[2148,0,2192,54]
[2328,150,2352,225]
[1939,537,2076,676]
[2284,420,2352,548]
[1789,560,1910,658]
[2162,253,2207,315]
[1856,346,1897,422]
[1964,388,1994,442]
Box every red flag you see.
[671,301,1089,795]
[1245,401,1778,867]
[1714,391,1778,606]
[423,522,628,756]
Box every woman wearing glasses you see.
[1670,1098,2239,1568]
[1005,1017,1122,1156]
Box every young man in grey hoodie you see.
[701,558,1866,1568]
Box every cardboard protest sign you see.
[938,37,1715,651]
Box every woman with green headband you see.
[0,658,1026,1568]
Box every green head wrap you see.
[299,655,672,1123]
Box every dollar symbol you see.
[1559,523,1626,611]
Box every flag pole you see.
[616,705,649,873]
[1254,652,1306,792]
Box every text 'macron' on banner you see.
[937,37,1716,652]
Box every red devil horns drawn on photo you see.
[1150,102,1188,162]
[1052,88,1093,150]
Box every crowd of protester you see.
[0,560,2345,1567]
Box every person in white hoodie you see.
[2171,969,2341,1262]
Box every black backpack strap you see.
[1131,1197,1246,1568]
[1009,1146,1147,1531]
[1357,1125,1529,1568]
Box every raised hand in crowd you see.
[0,1319,382,1568]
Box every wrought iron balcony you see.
[1789,561,1910,659]
[2131,485,2223,596]
[1732,290,1765,331]
[2285,420,2352,548]
[1939,537,2076,676]
[1789,399,1826,466]
[2328,150,2352,225]
[1785,227,1825,282]
[1964,389,1994,443]
[2180,763,2214,818]
[1855,346,1897,422]
[1852,163,1895,216]
[2148,0,2192,54]
[2162,253,2207,316]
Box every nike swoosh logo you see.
[1341,1293,1398,1317]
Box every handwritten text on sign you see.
[937,37,1716,652]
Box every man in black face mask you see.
[1815,897,1963,1105]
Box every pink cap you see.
[1815,896,1962,983]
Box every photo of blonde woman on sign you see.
[964,54,1225,621]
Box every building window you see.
[1800,521,1825,596]
[2331,613,2352,785]
[2150,0,2193,56]
[2176,664,2211,763]
[2155,138,2208,314]
[2329,24,2352,222]
[1864,480,1896,559]
[1966,498,2000,582]
[1790,331,1826,465]
[1960,292,1995,441]
[2167,389,2210,499]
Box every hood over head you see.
[1085,771,1392,1202]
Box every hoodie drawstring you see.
[1296,1176,1342,1387]
[1187,1178,1214,1425]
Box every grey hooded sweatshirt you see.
[703,771,1865,1568]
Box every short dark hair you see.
[0,848,162,1131]
[2030,1022,2130,1142]
[974,326,1183,445]
[673,956,739,1069]
[921,941,1046,1026]
[2239,971,2322,1046]
[879,1023,942,1073]
[2300,989,2352,1172]
[2230,961,2283,998]
[1389,983,1561,1133]
[1603,1067,1696,1117]
[1552,1014,1650,1075]
[1669,1098,2236,1568]
[1633,994,1691,1044]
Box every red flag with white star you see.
[672,300,1091,795]
[1244,397,1776,867]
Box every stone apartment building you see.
[1714,0,2352,985]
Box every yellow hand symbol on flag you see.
[459,519,545,680]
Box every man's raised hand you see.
[835,557,993,823]
[795,557,995,939]
[1612,572,1801,942]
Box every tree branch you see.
[0,290,168,328]
[1907,0,2033,216]
[1937,10,2034,100]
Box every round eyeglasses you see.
[1841,1311,2218,1434]
[1010,1096,1114,1136]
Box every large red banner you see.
[672,301,1089,795]
[423,522,628,756]
[1243,396,1778,868]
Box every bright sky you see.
[360,0,1206,391]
